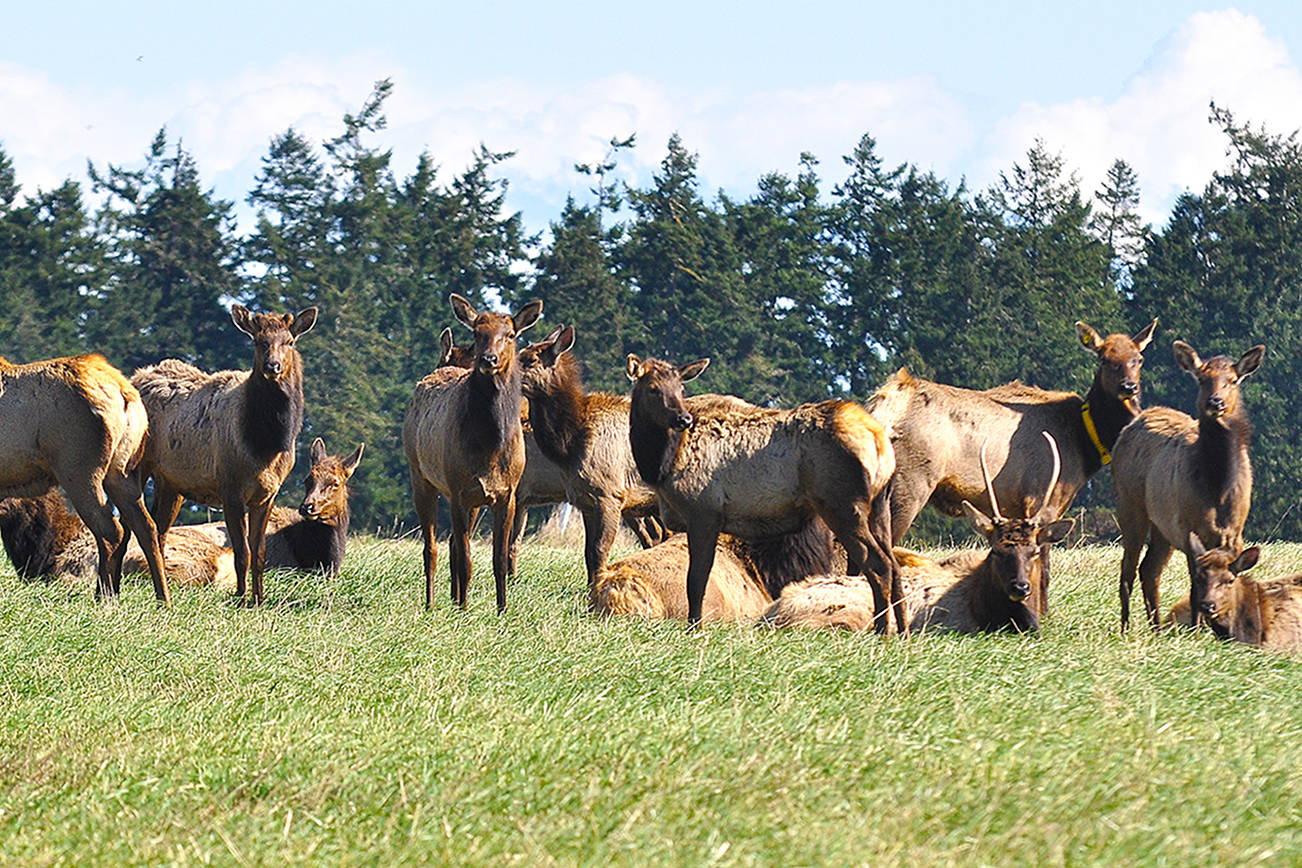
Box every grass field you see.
[3,536,1302,866]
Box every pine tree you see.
[1090,159,1147,292]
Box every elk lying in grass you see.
[404,295,542,611]
[1112,341,1264,630]
[762,433,1073,634]
[0,491,234,590]
[132,305,317,604]
[868,319,1156,612]
[1168,536,1302,652]
[0,353,169,602]
[595,518,839,621]
[627,355,899,629]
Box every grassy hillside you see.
[3,539,1302,865]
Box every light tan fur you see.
[1168,549,1302,653]
[0,353,169,602]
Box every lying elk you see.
[868,318,1156,612]
[0,353,169,602]
[595,517,839,622]
[762,432,1073,634]
[1113,340,1264,630]
[0,490,233,590]
[404,294,542,611]
[627,355,899,629]
[1168,535,1302,652]
[132,305,317,604]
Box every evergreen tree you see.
[1090,158,1147,292]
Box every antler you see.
[1037,431,1061,520]
[979,438,1004,522]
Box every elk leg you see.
[63,481,123,601]
[448,503,474,608]
[106,472,171,605]
[1138,533,1173,631]
[869,480,907,635]
[225,504,250,601]
[684,519,722,627]
[1116,517,1150,632]
[248,501,272,606]
[412,475,440,610]
[148,479,185,556]
[492,494,516,614]
[583,500,622,606]
[507,501,527,581]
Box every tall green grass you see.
[3,539,1302,866]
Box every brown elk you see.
[762,432,1073,634]
[1168,535,1302,652]
[132,305,317,605]
[868,318,1156,612]
[0,353,169,603]
[626,355,899,629]
[404,294,542,611]
[0,490,234,590]
[1112,340,1264,630]
[595,517,839,622]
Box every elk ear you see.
[1173,340,1202,374]
[439,327,455,366]
[342,443,365,478]
[1186,531,1207,559]
[1231,546,1260,574]
[290,307,318,337]
[450,293,478,329]
[678,358,710,382]
[542,325,576,365]
[626,354,645,381]
[310,437,327,465]
[231,304,257,337]
[1038,518,1074,545]
[1235,345,1265,379]
[960,500,995,536]
[1132,318,1157,351]
[1075,321,1104,354]
[512,300,544,335]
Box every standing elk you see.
[0,353,169,602]
[404,295,542,611]
[132,305,317,605]
[762,432,1073,634]
[868,318,1156,612]
[626,355,899,630]
[1112,340,1264,629]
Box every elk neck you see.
[735,518,838,599]
[461,364,524,458]
[279,506,349,573]
[1194,412,1250,505]
[628,396,679,486]
[242,355,305,463]
[525,355,592,468]
[1078,374,1139,474]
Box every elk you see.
[0,490,234,590]
[132,305,317,605]
[626,355,899,629]
[1112,340,1264,630]
[762,433,1072,634]
[0,353,169,603]
[595,517,839,622]
[404,294,542,611]
[868,318,1156,612]
[1167,535,1302,652]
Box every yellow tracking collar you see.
[1081,401,1111,466]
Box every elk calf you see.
[1112,340,1264,629]
[762,433,1072,634]
[627,355,898,629]
[133,305,317,604]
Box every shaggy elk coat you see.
[0,353,169,602]
[762,432,1073,634]
[1112,341,1264,629]
[867,319,1155,613]
[132,305,317,605]
[404,294,542,611]
[626,355,899,629]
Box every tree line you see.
[2,81,1300,541]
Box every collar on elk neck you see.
[1080,401,1111,466]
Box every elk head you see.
[1173,340,1265,423]
[438,327,476,370]
[626,354,710,431]
[961,432,1074,604]
[232,305,318,383]
[1187,531,1260,632]
[1076,318,1157,408]
[517,324,576,395]
[298,437,364,523]
[449,294,543,378]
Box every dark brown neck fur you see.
[629,396,676,485]
[524,354,592,468]
[0,492,83,580]
[1195,414,1251,504]
[734,519,838,599]
[242,357,305,462]
[271,506,349,574]
[1079,374,1139,475]
[967,558,1041,633]
[460,366,524,460]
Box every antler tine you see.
[1037,431,1061,520]
[979,437,1004,522]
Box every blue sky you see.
[5,2,1302,233]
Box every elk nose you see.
[480,352,499,369]
[265,359,282,376]
[1010,580,1031,600]
[299,502,316,519]
[1119,381,1138,396]
[1207,395,1226,415]
[674,411,694,429]
[1200,598,1217,615]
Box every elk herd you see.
[2,292,1299,655]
